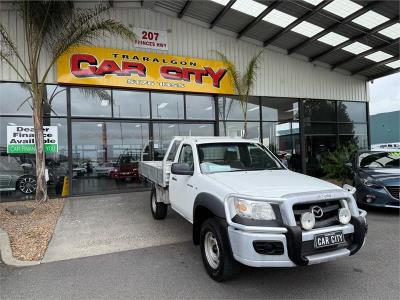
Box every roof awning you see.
[146,0,400,81]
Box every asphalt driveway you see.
[1,208,399,299]
[43,191,191,262]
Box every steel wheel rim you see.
[151,192,157,212]
[19,177,36,194]
[204,231,220,269]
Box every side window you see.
[178,145,194,170]
[167,140,180,161]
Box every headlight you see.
[362,178,381,188]
[234,198,276,220]
[338,208,351,224]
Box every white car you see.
[94,162,115,177]
[139,136,367,281]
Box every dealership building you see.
[0,0,399,199]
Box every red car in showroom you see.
[109,154,139,182]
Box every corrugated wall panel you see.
[0,7,368,101]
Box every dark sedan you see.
[348,150,400,208]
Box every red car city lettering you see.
[71,54,146,77]
[160,66,227,88]
[70,54,227,87]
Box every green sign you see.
[7,144,58,154]
[7,126,58,154]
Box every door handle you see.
[172,177,177,181]
[187,184,193,188]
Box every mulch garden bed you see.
[0,198,64,261]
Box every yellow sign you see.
[57,46,234,94]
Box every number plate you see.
[314,231,344,249]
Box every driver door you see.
[169,144,196,221]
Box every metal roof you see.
[146,0,399,81]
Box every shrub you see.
[321,143,358,180]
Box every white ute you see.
[139,136,368,281]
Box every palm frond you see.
[51,6,135,60]
[212,50,242,96]
[243,51,262,97]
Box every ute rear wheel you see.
[200,218,240,281]
[150,187,167,220]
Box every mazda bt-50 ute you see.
[139,137,367,281]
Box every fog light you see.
[300,212,315,230]
[338,208,351,224]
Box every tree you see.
[214,50,262,138]
[0,1,135,202]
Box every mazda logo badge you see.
[311,206,324,219]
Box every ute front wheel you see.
[200,218,240,281]
[150,187,167,220]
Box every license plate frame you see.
[314,231,345,249]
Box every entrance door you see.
[71,121,149,194]
[169,143,196,221]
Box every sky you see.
[368,72,400,116]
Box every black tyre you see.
[150,187,167,220]
[200,218,240,282]
[17,175,37,194]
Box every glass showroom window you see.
[218,96,260,121]
[0,82,33,115]
[303,99,336,122]
[112,89,150,118]
[153,123,214,160]
[304,122,337,177]
[219,121,260,141]
[151,92,184,119]
[261,97,299,122]
[70,87,112,117]
[71,121,149,194]
[0,116,68,200]
[339,123,368,149]
[337,101,367,123]
[186,94,215,120]
[44,85,67,117]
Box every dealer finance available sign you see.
[7,126,58,154]
[57,46,234,95]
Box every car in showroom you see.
[110,153,139,182]
[94,162,115,177]
[0,156,36,194]
[347,150,400,208]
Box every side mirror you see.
[171,163,193,176]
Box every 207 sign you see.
[133,27,168,51]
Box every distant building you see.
[371,111,400,144]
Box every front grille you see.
[293,200,341,229]
[386,186,400,200]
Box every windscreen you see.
[197,142,283,174]
[358,151,400,169]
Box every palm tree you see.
[0,1,135,202]
[214,50,262,138]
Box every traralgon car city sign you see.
[7,126,58,154]
[56,46,234,94]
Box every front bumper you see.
[356,185,399,208]
[227,215,367,268]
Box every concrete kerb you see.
[0,228,41,267]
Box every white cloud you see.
[369,73,400,115]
